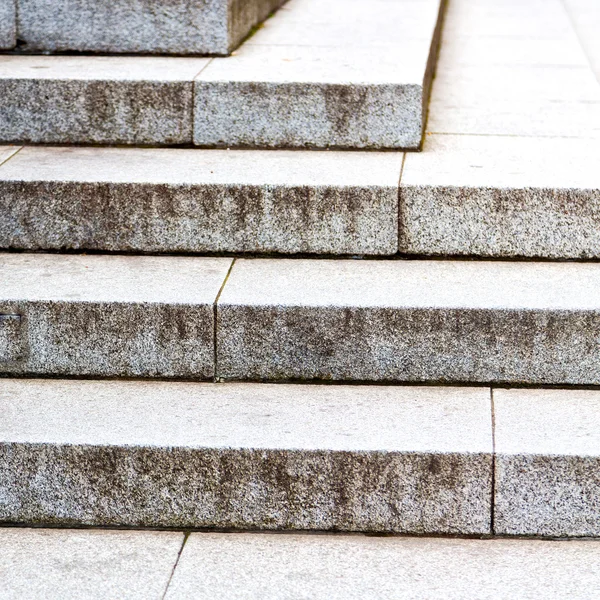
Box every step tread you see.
[166,533,600,600]
[0,378,492,452]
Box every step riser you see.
[0,444,490,533]
[0,301,214,378]
[217,307,600,385]
[0,79,194,146]
[3,0,285,55]
[0,0,15,50]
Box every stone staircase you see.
[2,0,600,596]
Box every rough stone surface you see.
[0,146,401,255]
[217,258,600,385]
[0,528,183,600]
[0,56,207,145]
[0,253,231,378]
[494,388,600,537]
[0,315,22,362]
[428,0,600,138]
[167,533,600,600]
[400,134,600,259]
[0,0,15,49]
[16,0,285,55]
[194,0,445,149]
[0,379,493,533]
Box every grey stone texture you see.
[0,56,208,145]
[0,528,183,600]
[0,253,232,378]
[167,533,600,600]
[400,135,600,259]
[194,0,445,149]
[0,315,22,362]
[0,0,15,49]
[494,388,600,537]
[217,258,600,385]
[0,379,493,533]
[428,0,600,138]
[0,146,401,255]
[16,0,285,55]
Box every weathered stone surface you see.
[0,146,400,255]
[0,253,231,378]
[194,0,445,149]
[217,258,600,384]
[167,533,600,600]
[16,0,285,55]
[0,379,493,533]
[0,528,183,600]
[0,315,22,362]
[494,388,600,537]
[400,135,600,259]
[0,56,207,145]
[0,0,15,49]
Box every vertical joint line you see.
[397,152,407,254]
[161,532,189,600]
[490,386,496,536]
[191,58,214,145]
[213,258,235,382]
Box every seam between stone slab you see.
[213,258,236,382]
[560,0,599,85]
[192,59,214,145]
[397,152,407,250]
[0,146,22,169]
[161,532,189,600]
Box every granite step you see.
[0,145,400,256]
[216,258,600,385]
[0,0,445,149]
[0,378,493,533]
[3,253,600,384]
[0,0,286,55]
[0,252,233,379]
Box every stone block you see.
[0,56,207,145]
[217,258,600,385]
[0,0,15,49]
[0,146,401,255]
[0,379,493,534]
[494,388,600,537]
[166,534,600,600]
[16,0,286,54]
[0,528,183,600]
[400,135,600,259]
[194,0,445,149]
[0,253,232,378]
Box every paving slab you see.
[0,145,401,255]
[0,0,15,49]
[0,253,231,378]
[0,528,183,600]
[0,56,207,145]
[15,0,285,55]
[428,0,600,138]
[564,0,600,81]
[166,533,600,599]
[494,388,600,537]
[400,134,600,258]
[194,0,445,149]
[217,258,600,385]
[0,379,493,533]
